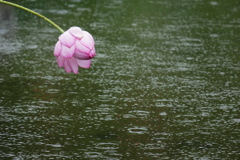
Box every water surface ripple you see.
[0,0,240,159]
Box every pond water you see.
[0,0,240,159]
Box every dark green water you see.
[1,0,240,159]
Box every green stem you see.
[0,0,64,33]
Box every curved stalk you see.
[0,0,64,33]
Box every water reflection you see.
[1,0,240,159]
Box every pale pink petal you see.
[80,31,95,50]
[74,50,91,60]
[68,58,78,74]
[60,45,76,58]
[54,41,61,56]
[83,31,95,44]
[57,56,65,67]
[90,47,96,57]
[59,31,76,48]
[68,27,84,39]
[75,40,90,53]
[77,59,91,68]
[74,40,92,58]
[64,59,72,73]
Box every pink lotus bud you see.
[54,26,96,74]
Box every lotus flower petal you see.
[59,31,76,48]
[77,59,91,68]
[54,41,61,56]
[68,58,78,74]
[57,56,65,67]
[75,40,90,54]
[74,50,91,60]
[89,47,96,57]
[68,27,84,39]
[83,31,95,44]
[64,59,72,73]
[60,45,75,58]
[80,31,95,50]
